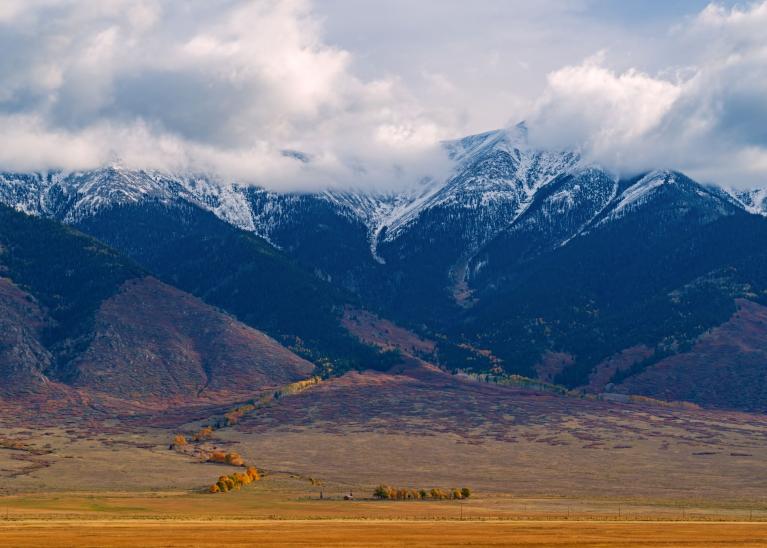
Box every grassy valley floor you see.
[2,367,767,545]
[3,519,767,547]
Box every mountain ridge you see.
[2,128,763,261]
[4,128,767,410]
[0,204,314,404]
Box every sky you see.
[0,0,765,190]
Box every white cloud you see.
[529,53,683,155]
[0,1,765,190]
[0,0,454,190]
[528,1,767,188]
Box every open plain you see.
[3,519,767,547]
[2,365,767,546]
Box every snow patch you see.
[611,170,675,217]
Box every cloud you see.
[528,1,767,188]
[0,0,454,190]
[528,53,683,156]
[0,1,765,190]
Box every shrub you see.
[193,426,214,441]
[210,468,261,494]
[372,485,467,500]
[225,452,245,466]
[373,484,395,500]
[224,404,256,426]
[232,472,251,486]
[207,451,244,467]
[173,434,187,447]
[281,376,322,396]
[207,451,227,464]
[217,475,235,491]
[430,488,449,500]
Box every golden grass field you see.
[3,519,767,547]
[3,366,767,546]
[2,484,767,547]
[1,479,767,546]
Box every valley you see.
[3,365,767,545]
[3,362,767,501]
[2,127,767,546]
[3,1,767,544]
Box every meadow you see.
[3,519,767,547]
[3,367,767,546]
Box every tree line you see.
[208,466,261,493]
[373,485,471,500]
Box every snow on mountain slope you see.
[380,124,580,241]
[0,127,763,269]
[0,172,63,218]
[321,179,444,262]
[465,166,618,285]
[507,166,619,244]
[597,170,739,225]
[192,124,583,263]
[736,188,767,216]
[610,170,674,217]
[344,124,583,268]
[0,167,256,231]
[258,123,580,261]
[0,168,166,220]
[175,175,255,231]
[465,166,756,298]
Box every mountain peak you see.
[445,123,531,165]
[510,120,529,142]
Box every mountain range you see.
[2,123,767,411]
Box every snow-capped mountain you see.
[590,169,742,230]
[0,125,764,286]
[0,124,582,258]
[375,125,581,259]
[3,126,767,411]
[377,124,579,243]
[238,123,582,261]
[0,167,257,231]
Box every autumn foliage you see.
[206,451,245,467]
[276,376,322,397]
[223,402,261,426]
[373,485,471,500]
[192,426,214,441]
[209,466,261,494]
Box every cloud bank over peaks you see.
[0,1,765,190]
[528,1,767,188]
[0,0,455,191]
